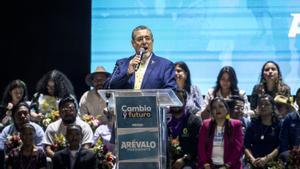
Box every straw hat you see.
[85,66,111,86]
[274,95,295,112]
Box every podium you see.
[99,89,182,169]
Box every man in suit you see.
[52,124,98,169]
[104,25,176,90]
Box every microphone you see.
[135,48,145,71]
[107,63,118,89]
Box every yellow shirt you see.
[134,55,152,89]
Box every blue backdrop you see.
[91,0,300,94]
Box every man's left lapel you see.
[141,55,156,88]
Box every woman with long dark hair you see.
[175,61,204,115]
[244,94,281,168]
[250,60,290,111]
[198,97,244,169]
[30,70,75,124]
[201,66,251,119]
[0,79,28,131]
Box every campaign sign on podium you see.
[98,89,182,169]
[118,129,159,169]
[116,96,157,128]
[116,96,159,168]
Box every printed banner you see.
[116,96,157,128]
[118,129,159,161]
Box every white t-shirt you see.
[93,124,115,152]
[43,117,93,146]
[212,126,224,165]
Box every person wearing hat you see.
[274,95,295,120]
[79,66,110,122]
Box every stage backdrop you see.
[91,0,300,94]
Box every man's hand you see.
[127,55,141,75]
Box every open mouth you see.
[143,47,148,52]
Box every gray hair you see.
[131,25,153,40]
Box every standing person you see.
[250,61,291,111]
[201,66,251,120]
[174,61,204,116]
[6,123,47,169]
[279,88,300,162]
[79,66,110,123]
[52,125,98,169]
[0,79,28,131]
[104,25,176,90]
[167,89,201,169]
[198,97,244,169]
[244,95,281,169]
[43,95,93,158]
[31,69,75,124]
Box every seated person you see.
[274,95,295,120]
[79,66,111,123]
[250,61,291,111]
[244,95,281,168]
[167,89,201,169]
[198,97,244,169]
[279,91,300,162]
[6,123,47,169]
[31,70,74,124]
[174,61,204,115]
[0,79,28,131]
[0,102,44,169]
[93,114,115,153]
[52,125,98,169]
[227,95,251,132]
[201,66,251,120]
[43,95,93,158]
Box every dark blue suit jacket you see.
[52,148,98,169]
[104,53,176,89]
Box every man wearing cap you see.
[104,25,176,90]
[79,66,110,122]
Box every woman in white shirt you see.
[201,66,251,120]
